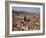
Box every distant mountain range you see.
[12,10,40,15]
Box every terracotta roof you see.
[15,16,24,19]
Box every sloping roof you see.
[15,16,24,19]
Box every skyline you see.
[12,7,40,13]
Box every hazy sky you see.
[12,7,40,13]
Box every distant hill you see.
[12,10,40,15]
